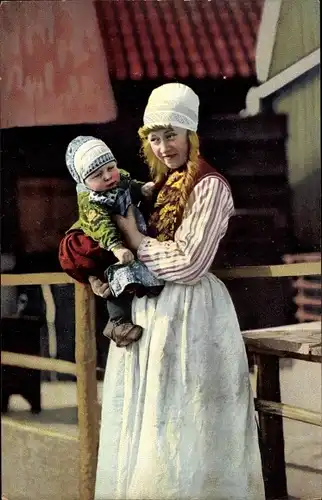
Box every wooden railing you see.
[1,273,98,500]
[1,261,321,500]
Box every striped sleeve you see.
[137,176,234,284]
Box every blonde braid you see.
[179,132,199,216]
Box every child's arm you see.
[119,169,153,204]
[111,245,134,264]
[78,193,134,264]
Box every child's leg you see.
[103,295,143,347]
[106,295,133,324]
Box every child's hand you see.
[113,246,135,264]
[88,276,111,298]
[141,181,155,198]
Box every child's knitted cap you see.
[66,135,115,184]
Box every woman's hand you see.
[88,276,111,298]
[114,206,145,250]
[141,181,155,199]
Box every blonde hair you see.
[138,125,200,215]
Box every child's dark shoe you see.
[103,321,143,347]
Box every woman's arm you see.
[137,176,234,284]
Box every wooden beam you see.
[1,273,74,286]
[245,48,320,115]
[214,261,321,279]
[246,344,321,363]
[2,416,78,442]
[256,353,288,499]
[1,261,320,287]
[255,0,282,82]
[255,399,322,427]
[1,351,77,375]
[74,283,99,500]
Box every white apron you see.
[95,274,265,500]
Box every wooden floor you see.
[2,377,321,500]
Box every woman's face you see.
[148,126,189,170]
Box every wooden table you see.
[242,321,322,500]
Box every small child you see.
[65,135,164,346]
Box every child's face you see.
[85,161,120,192]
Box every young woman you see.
[59,83,265,499]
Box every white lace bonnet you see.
[143,83,199,132]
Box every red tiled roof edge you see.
[95,0,264,80]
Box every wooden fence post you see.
[75,283,99,500]
[256,353,288,499]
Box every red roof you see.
[96,0,264,80]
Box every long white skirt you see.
[95,274,265,500]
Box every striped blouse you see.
[137,175,234,284]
